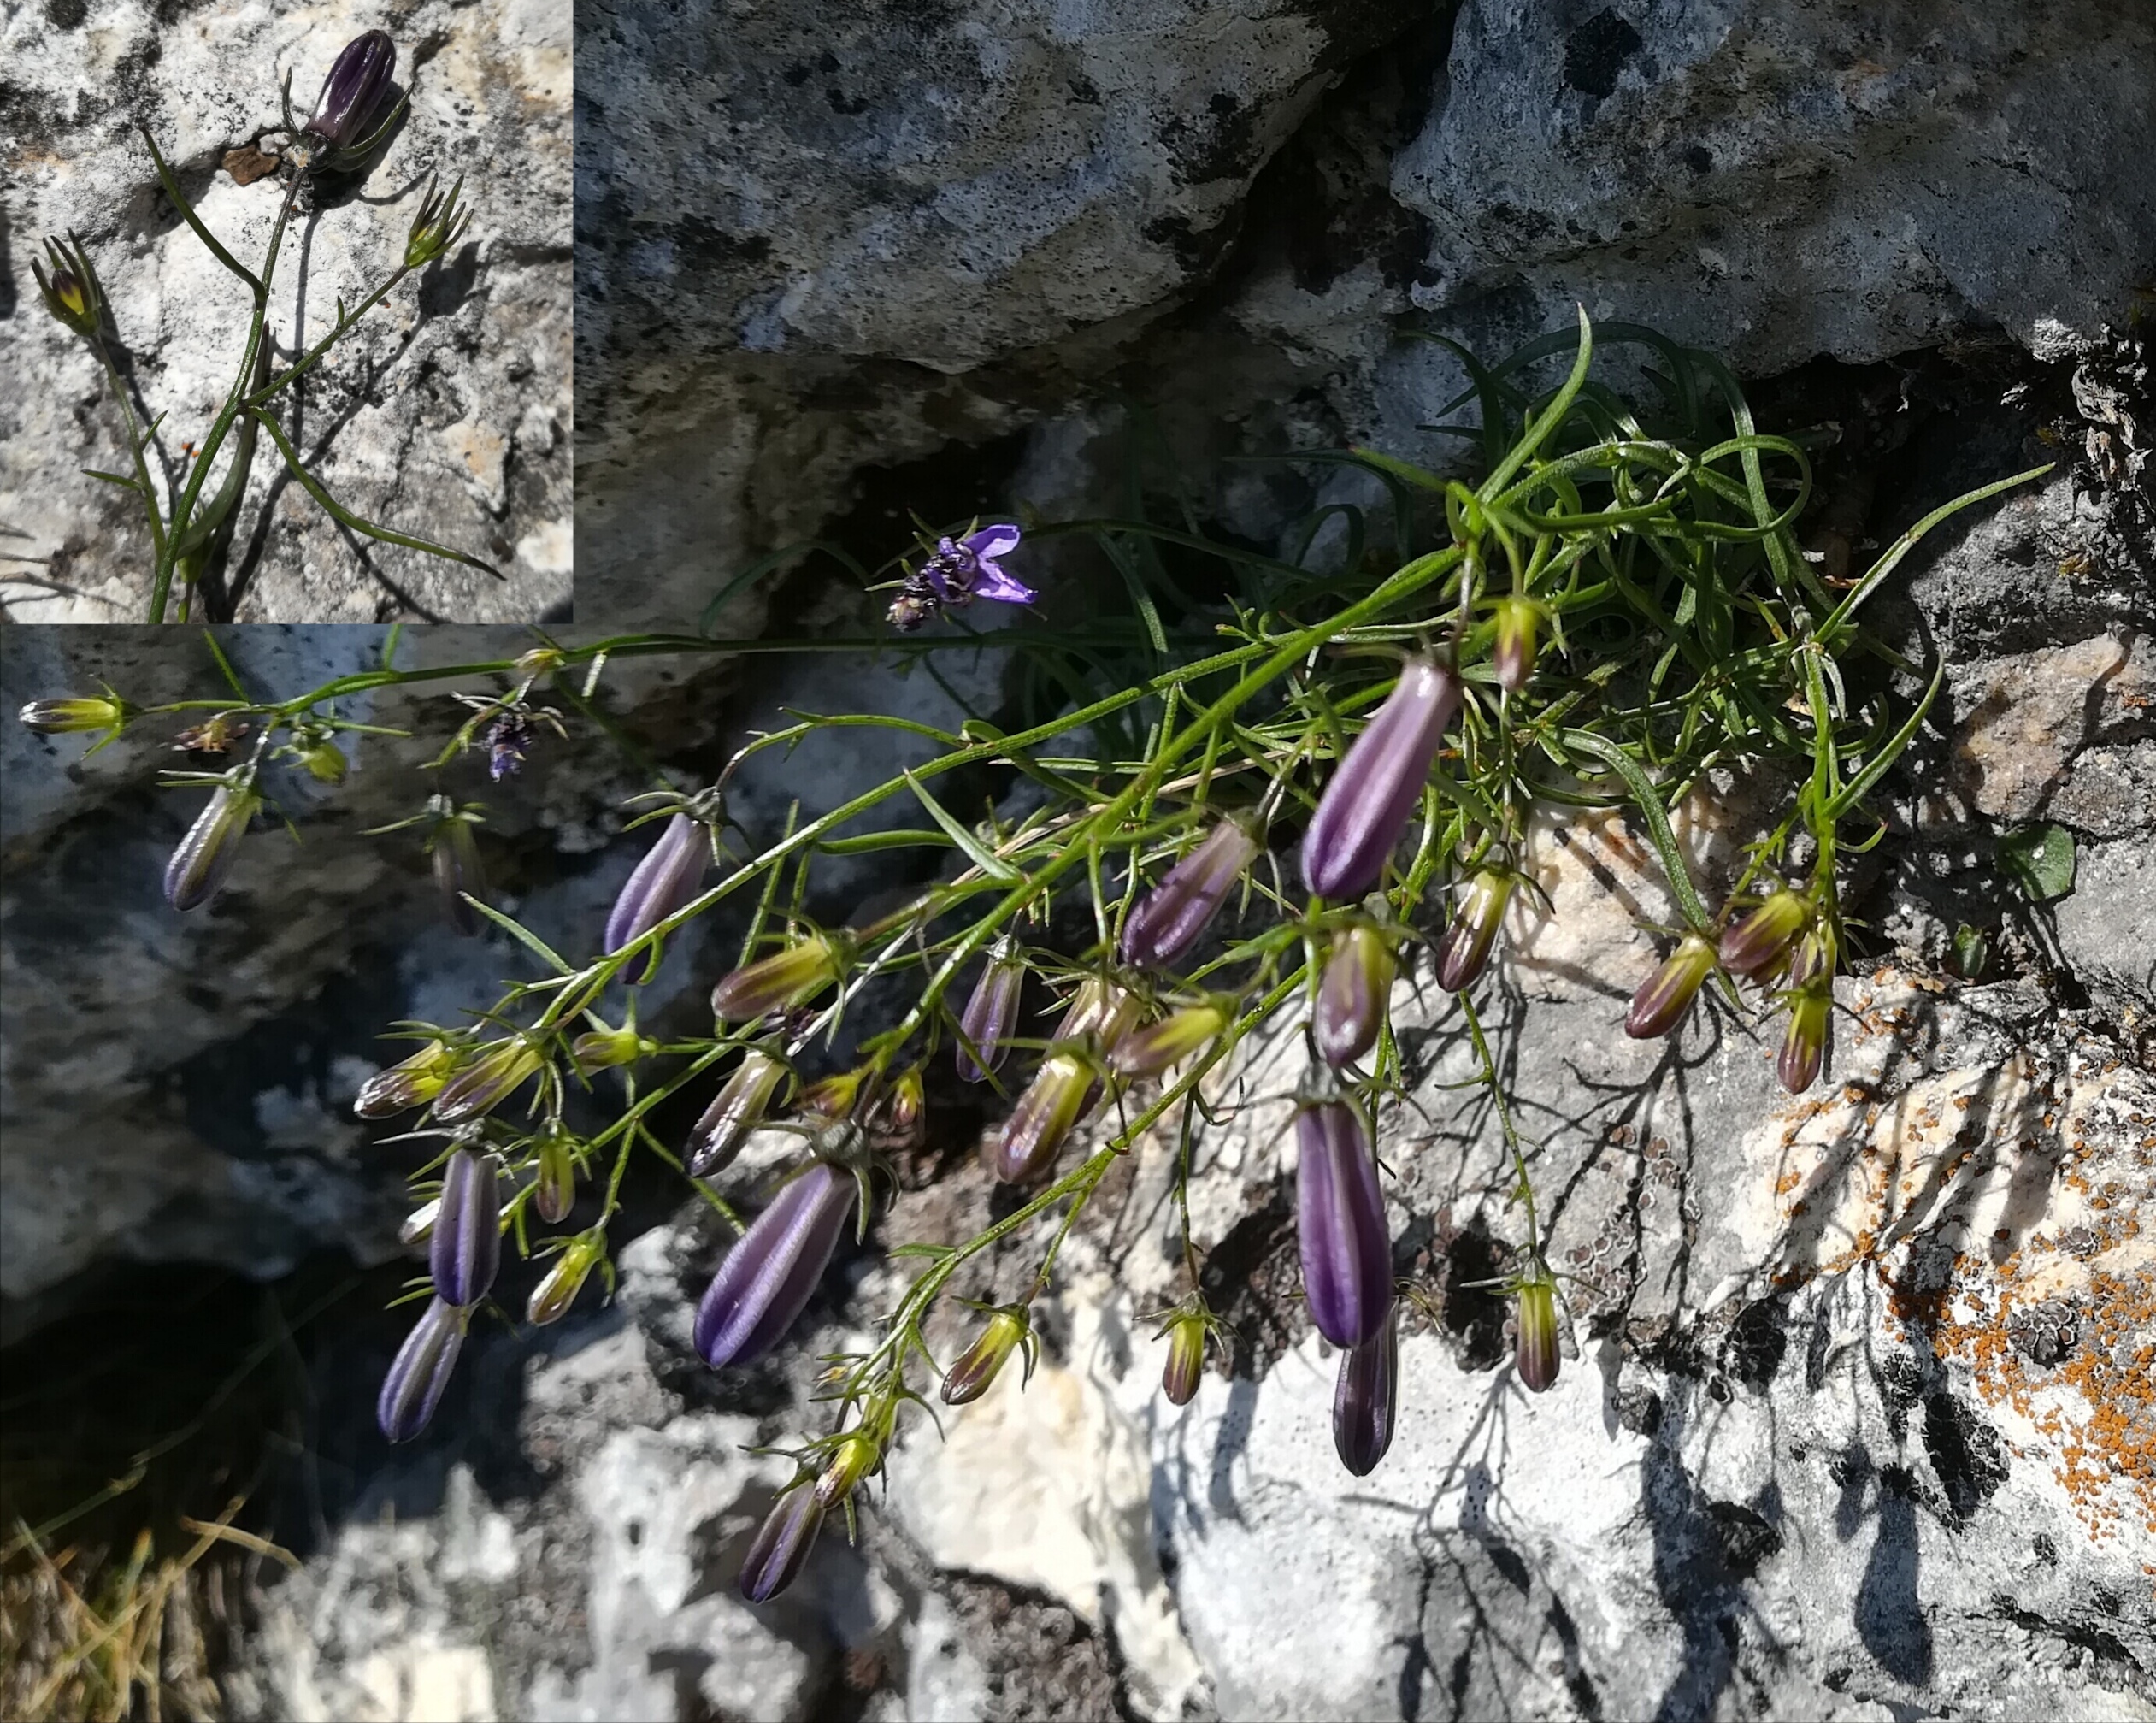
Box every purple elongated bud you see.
[527,1232,604,1326]
[686,1053,787,1177]
[956,937,1025,1082]
[1515,1272,1561,1393]
[430,1039,544,1125]
[433,817,488,938]
[355,1039,456,1119]
[1055,975,1140,1052]
[1491,598,1540,693]
[1314,925,1395,1068]
[1301,657,1460,900]
[694,1161,855,1368]
[991,1052,1093,1184]
[1333,1303,1399,1477]
[1784,926,1835,992]
[164,778,261,911]
[431,1148,501,1308]
[606,812,710,959]
[305,30,396,148]
[1777,988,1831,1094]
[1296,1090,1393,1348]
[1436,870,1514,994]
[740,1488,824,1604]
[1119,820,1260,969]
[1718,890,1808,977]
[1625,935,1716,1039]
[377,1296,466,1443]
[1160,1307,1209,1406]
[1109,1001,1230,1079]
[533,1130,578,1224]
[941,1305,1032,1405]
[711,934,846,1023]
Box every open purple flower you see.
[889,524,1035,630]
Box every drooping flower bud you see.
[1312,924,1396,1069]
[1514,1269,1561,1393]
[570,1024,645,1075]
[1435,870,1514,994]
[813,1432,880,1509]
[19,694,127,735]
[694,1161,856,1368]
[1491,598,1540,693]
[527,1232,604,1326]
[1158,1305,1210,1407]
[426,802,489,939]
[1717,890,1808,977]
[398,1196,440,1248]
[1109,1001,1230,1079]
[956,936,1025,1083]
[1624,934,1717,1039]
[532,1129,578,1224]
[1119,819,1260,970]
[1777,988,1831,1094]
[1296,1083,1393,1348]
[304,30,396,149]
[31,237,103,338]
[1783,925,1835,992]
[430,1148,502,1309]
[164,776,262,912]
[940,1304,1033,1405]
[430,1039,543,1125]
[1333,1303,1399,1477]
[991,1052,1094,1185]
[686,1053,788,1178]
[293,736,348,784]
[376,1295,466,1443]
[1302,657,1461,900]
[605,811,710,959]
[1055,975,1140,1052]
[739,1488,824,1604]
[355,1039,457,1119]
[711,934,847,1023]
[881,1066,926,1147]
[799,1067,868,1121]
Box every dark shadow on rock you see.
[1856,1474,1933,1686]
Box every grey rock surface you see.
[1,0,572,622]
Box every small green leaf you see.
[903,770,1021,882]
[1951,924,1991,981]
[2000,823,2076,901]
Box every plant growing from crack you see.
[20,313,2047,1600]
[27,30,495,624]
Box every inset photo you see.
[2,0,570,623]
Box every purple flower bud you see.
[606,812,710,959]
[1302,657,1460,900]
[1159,1307,1209,1407]
[1435,870,1513,994]
[164,778,261,911]
[377,1295,465,1443]
[431,1148,501,1308]
[355,1040,456,1119]
[1333,1304,1399,1477]
[305,30,396,149]
[1119,820,1260,969]
[1624,935,1717,1039]
[711,935,846,1023]
[527,1232,604,1326]
[941,1305,1032,1406]
[533,1130,578,1224]
[694,1161,855,1369]
[1784,926,1834,992]
[686,1053,787,1177]
[1313,924,1396,1068]
[1717,890,1808,977]
[1491,598,1540,693]
[430,1039,544,1125]
[990,1052,1094,1184]
[799,1067,868,1121]
[1054,975,1140,1052]
[1109,1001,1230,1079]
[1777,988,1830,1094]
[739,1488,824,1604]
[432,815,489,938]
[1515,1272,1561,1393]
[1296,1090,1393,1348]
[956,937,1025,1082]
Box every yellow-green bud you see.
[526,1232,605,1326]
